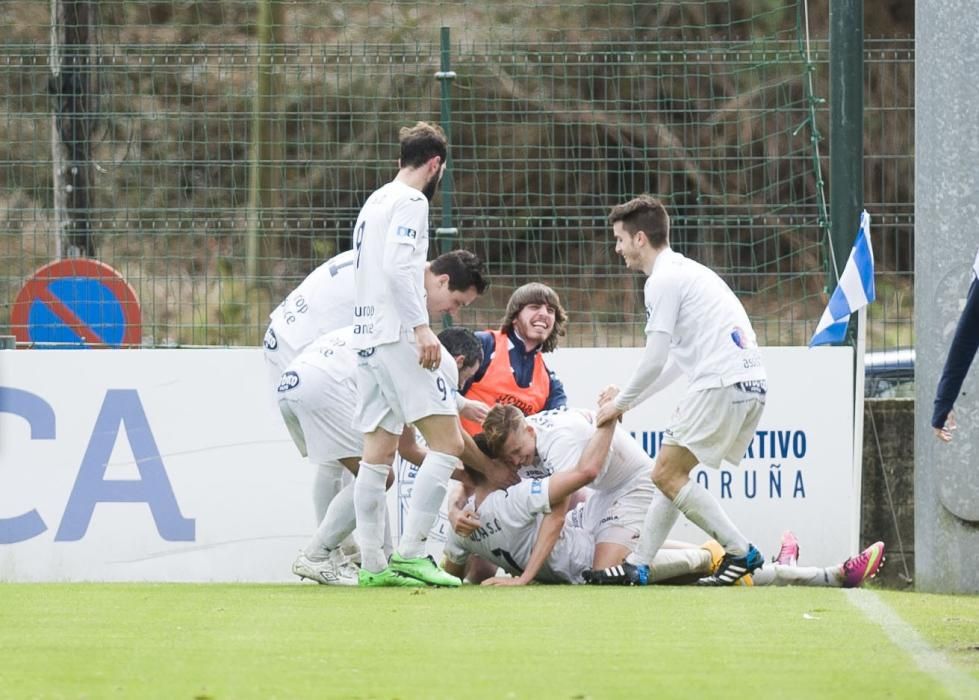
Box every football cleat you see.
[700,539,725,573]
[358,567,427,588]
[774,530,800,567]
[841,541,885,588]
[389,553,462,587]
[292,551,359,586]
[582,561,649,586]
[695,544,764,586]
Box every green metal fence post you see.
[435,26,457,327]
[829,0,864,288]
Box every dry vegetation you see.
[0,1,913,347]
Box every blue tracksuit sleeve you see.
[543,368,568,410]
[932,278,979,429]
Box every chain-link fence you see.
[1,1,912,350]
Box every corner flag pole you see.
[851,305,867,554]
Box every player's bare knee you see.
[651,460,685,498]
[362,434,398,466]
[433,433,465,458]
[416,416,465,457]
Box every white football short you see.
[276,364,362,463]
[661,381,767,469]
[580,477,657,548]
[262,322,301,389]
[354,336,458,434]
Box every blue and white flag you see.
[810,210,875,347]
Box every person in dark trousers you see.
[932,248,979,443]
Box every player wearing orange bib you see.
[459,283,568,436]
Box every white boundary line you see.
[845,589,979,700]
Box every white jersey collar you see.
[650,246,679,277]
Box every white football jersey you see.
[643,248,766,392]
[516,408,651,494]
[350,180,430,349]
[289,326,358,385]
[442,477,595,584]
[267,249,356,358]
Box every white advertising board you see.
[0,346,854,581]
[0,350,311,581]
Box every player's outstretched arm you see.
[546,418,617,499]
[482,500,568,587]
[482,421,617,586]
[458,396,491,424]
[597,331,673,425]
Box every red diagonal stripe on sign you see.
[34,282,106,345]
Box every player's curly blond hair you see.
[479,404,527,460]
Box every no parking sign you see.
[10,259,141,348]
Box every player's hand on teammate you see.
[595,400,623,427]
[450,508,481,537]
[459,397,491,424]
[414,324,442,370]
[597,384,620,406]
[935,410,957,443]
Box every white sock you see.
[628,491,680,566]
[397,450,456,558]
[311,461,345,524]
[752,563,843,587]
[646,548,712,582]
[354,462,390,573]
[382,509,393,559]
[303,482,355,560]
[672,480,750,556]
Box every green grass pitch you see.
[0,584,976,699]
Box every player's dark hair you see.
[438,326,483,372]
[480,404,527,460]
[499,282,568,353]
[430,249,489,295]
[608,195,670,248]
[399,121,448,168]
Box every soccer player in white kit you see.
[472,404,663,583]
[263,248,357,530]
[279,326,485,586]
[586,195,769,586]
[443,466,886,589]
[264,248,356,384]
[350,121,489,587]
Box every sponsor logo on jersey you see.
[277,370,300,392]
[530,479,543,495]
[263,326,278,350]
[395,225,418,240]
[731,326,757,349]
